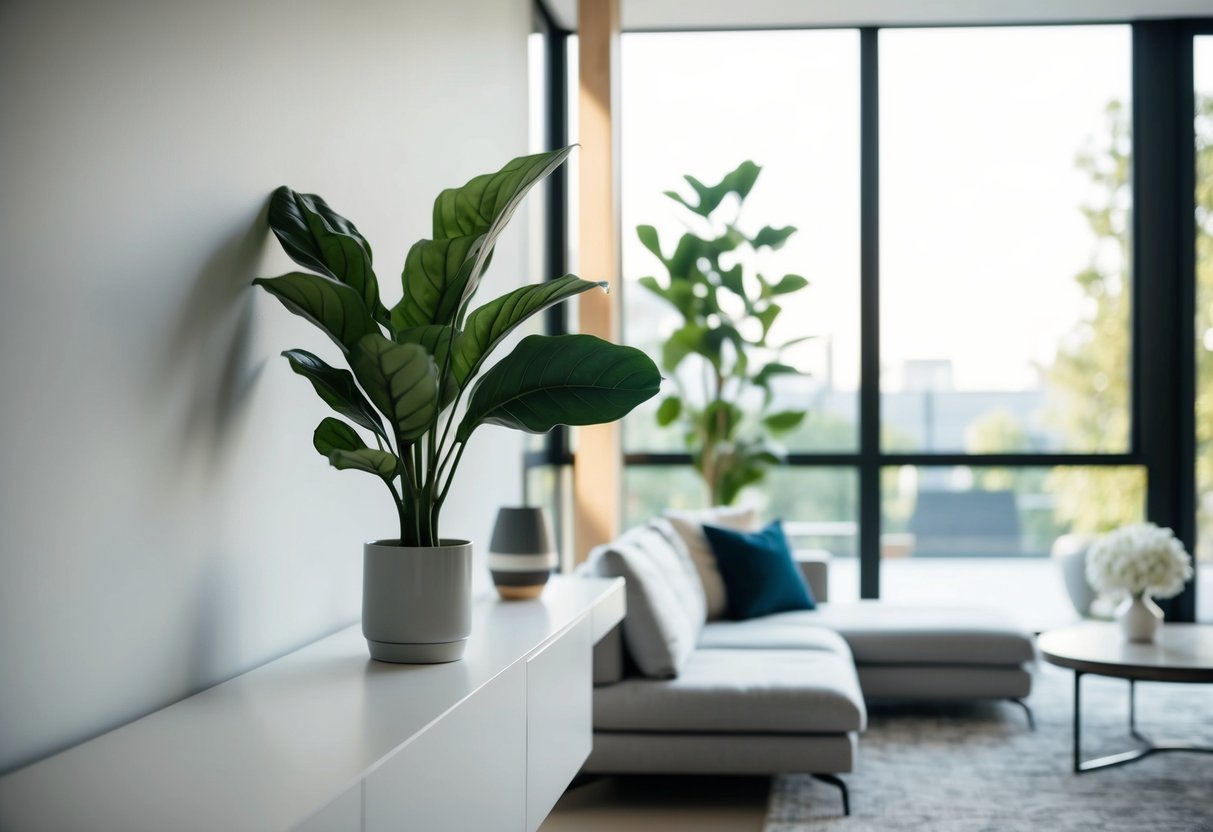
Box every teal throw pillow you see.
[702,519,816,620]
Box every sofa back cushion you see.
[664,506,760,619]
[588,519,706,678]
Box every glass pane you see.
[621,30,861,454]
[881,465,1146,629]
[1195,36,1213,621]
[880,27,1132,453]
[525,464,573,571]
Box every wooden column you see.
[573,0,622,561]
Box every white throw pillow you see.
[588,519,706,678]
[664,506,760,619]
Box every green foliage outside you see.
[1047,97,1212,548]
[1196,94,1213,561]
[636,161,811,506]
[255,148,659,547]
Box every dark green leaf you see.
[394,324,460,406]
[719,264,745,299]
[750,225,797,251]
[329,448,400,479]
[350,334,439,441]
[668,161,762,217]
[455,275,606,384]
[699,400,743,443]
[392,234,484,329]
[656,396,682,427]
[755,303,781,338]
[637,225,664,263]
[282,349,386,440]
[432,147,573,240]
[637,276,666,298]
[668,234,702,277]
[313,417,366,457]
[769,274,809,295]
[662,323,706,372]
[752,362,801,389]
[267,187,388,325]
[763,410,806,434]
[253,272,380,353]
[431,148,572,314]
[457,334,660,442]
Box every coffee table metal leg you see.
[1072,671,1083,773]
[1072,672,1213,773]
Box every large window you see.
[532,13,1208,622]
[621,31,861,456]
[880,27,1132,454]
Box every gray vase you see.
[363,539,472,663]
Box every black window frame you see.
[529,4,1211,621]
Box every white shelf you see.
[0,576,624,832]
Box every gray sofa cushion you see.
[665,506,759,619]
[696,603,1035,666]
[698,619,853,658]
[589,519,707,678]
[593,648,866,733]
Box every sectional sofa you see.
[577,513,1038,815]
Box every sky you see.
[617,26,1135,394]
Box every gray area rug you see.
[766,665,1213,831]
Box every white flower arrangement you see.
[1085,522,1194,599]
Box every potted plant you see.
[636,161,809,506]
[254,146,660,663]
[1085,522,1193,643]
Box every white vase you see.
[1115,591,1163,643]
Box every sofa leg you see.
[811,773,850,816]
[1008,698,1036,731]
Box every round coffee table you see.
[1038,621,1213,773]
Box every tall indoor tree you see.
[636,161,810,505]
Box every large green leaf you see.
[329,448,401,479]
[665,161,761,217]
[432,147,573,240]
[752,362,801,389]
[283,349,386,440]
[350,334,439,441]
[456,334,660,442]
[312,417,399,480]
[656,396,682,427]
[253,272,380,353]
[394,324,460,405]
[637,225,664,263]
[662,323,707,372]
[267,187,388,325]
[762,410,806,434]
[454,276,606,384]
[391,234,484,329]
[313,417,366,456]
[768,274,809,295]
[750,225,797,251]
[431,147,573,313]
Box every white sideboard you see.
[0,576,625,832]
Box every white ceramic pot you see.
[362,539,472,663]
[1116,591,1163,643]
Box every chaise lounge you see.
[577,512,1038,814]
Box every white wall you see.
[0,0,531,775]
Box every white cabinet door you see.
[364,662,526,832]
[525,617,591,831]
[292,786,361,832]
